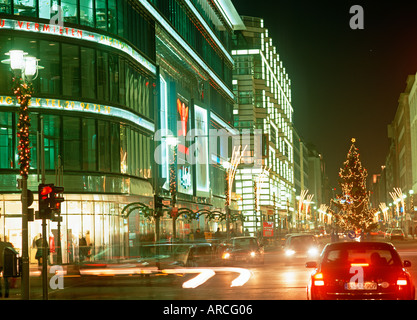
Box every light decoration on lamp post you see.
[2,49,42,300]
[224,145,247,240]
[390,188,405,227]
[254,165,270,237]
[379,203,389,223]
[2,50,41,177]
[298,189,308,230]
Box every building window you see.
[0,0,11,14]
[82,118,97,171]
[39,40,61,96]
[80,0,94,27]
[95,0,107,31]
[62,43,80,98]
[61,0,78,24]
[97,51,109,102]
[81,47,96,100]
[110,122,120,173]
[108,0,117,33]
[13,0,36,17]
[63,116,81,170]
[0,112,14,169]
[109,53,119,103]
[98,120,110,172]
[43,115,61,170]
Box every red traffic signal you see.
[38,183,54,219]
[40,185,53,199]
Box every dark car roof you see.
[324,241,396,251]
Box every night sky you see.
[231,0,417,188]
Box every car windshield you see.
[289,236,315,249]
[392,229,402,234]
[322,247,402,268]
[232,238,257,248]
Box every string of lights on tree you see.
[330,138,377,232]
[13,76,33,178]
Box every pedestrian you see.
[79,235,89,262]
[0,237,13,298]
[244,228,250,236]
[34,234,48,267]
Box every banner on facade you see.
[263,221,274,237]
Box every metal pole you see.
[40,116,48,300]
[56,155,62,265]
[21,176,30,300]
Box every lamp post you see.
[2,50,42,300]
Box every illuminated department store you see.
[0,0,244,263]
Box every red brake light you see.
[397,278,408,286]
[313,272,324,286]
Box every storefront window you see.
[13,0,36,17]
[61,0,78,24]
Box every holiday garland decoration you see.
[331,138,377,232]
[13,76,33,178]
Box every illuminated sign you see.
[177,97,189,155]
[0,18,156,75]
[0,95,154,132]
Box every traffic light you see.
[51,186,64,213]
[154,195,164,210]
[51,186,64,222]
[38,183,53,219]
[154,195,165,217]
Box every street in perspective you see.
[1,0,417,302]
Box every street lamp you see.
[2,49,42,300]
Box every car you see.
[386,228,405,241]
[306,241,415,300]
[283,234,321,264]
[222,236,264,264]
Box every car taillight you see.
[397,278,408,286]
[313,272,324,286]
[222,252,230,259]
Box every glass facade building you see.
[0,0,243,263]
[232,16,295,237]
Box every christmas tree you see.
[331,138,377,232]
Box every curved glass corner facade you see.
[0,0,238,264]
[0,0,155,61]
[0,0,158,263]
